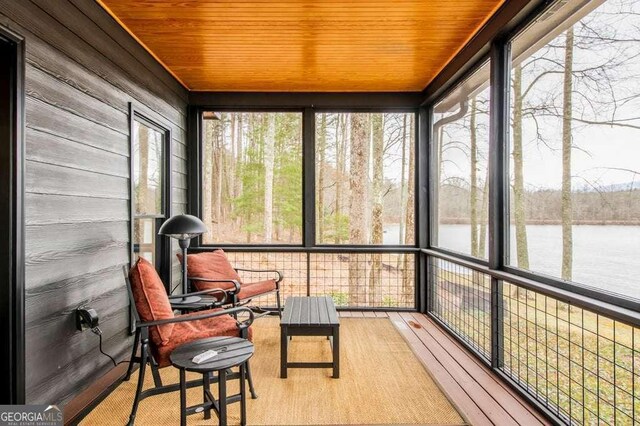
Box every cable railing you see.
[192,246,418,310]
[424,248,640,425]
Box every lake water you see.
[384,224,640,300]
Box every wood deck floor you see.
[338,311,550,426]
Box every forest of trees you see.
[316,112,415,304]
[202,111,416,305]
[435,0,640,285]
[202,112,303,244]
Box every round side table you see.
[170,336,254,426]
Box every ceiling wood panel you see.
[98,0,505,92]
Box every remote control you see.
[192,349,218,364]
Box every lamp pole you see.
[157,214,208,305]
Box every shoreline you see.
[439,219,640,226]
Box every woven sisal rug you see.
[82,317,463,425]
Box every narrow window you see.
[131,108,171,284]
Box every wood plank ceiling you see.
[98,0,505,92]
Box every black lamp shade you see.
[158,214,207,240]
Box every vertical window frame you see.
[129,102,173,288]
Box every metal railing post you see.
[488,38,510,369]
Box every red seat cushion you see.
[151,310,253,367]
[178,250,241,291]
[237,279,277,300]
[129,258,174,347]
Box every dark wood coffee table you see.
[170,336,253,426]
[280,296,340,378]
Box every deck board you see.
[383,311,550,426]
[387,312,492,425]
[409,313,549,426]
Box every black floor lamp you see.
[158,214,207,305]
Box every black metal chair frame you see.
[189,267,284,318]
[122,267,257,426]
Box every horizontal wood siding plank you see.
[173,172,187,190]
[25,264,127,325]
[25,194,128,225]
[27,315,131,405]
[25,29,186,132]
[173,156,187,174]
[26,127,129,178]
[172,187,187,205]
[26,66,128,135]
[26,161,129,199]
[25,221,130,289]
[26,286,128,362]
[26,97,129,156]
[26,221,129,260]
[173,138,187,160]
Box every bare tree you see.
[263,114,275,243]
[398,114,408,244]
[561,27,575,280]
[402,117,415,304]
[349,113,369,305]
[203,120,215,236]
[469,98,479,257]
[369,114,384,306]
[317,113,327,241]
[335,114,348,244]
[511,65,530,271]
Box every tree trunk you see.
[228,113,236,221]
[561,28,574,281]
[399,114,407,244]
[317,113,326,242]
[349,113,369,305]
[470,98,479,257]
[137,124,150,213]
[203,121,215,239]
[433,125,444,245]
[134,124,150,246]
[214,114,224,224]
[235,113,243,199]
[369,114,384,306]
[263,114,275,243]
[512,64,530,272]
[478,166,489,259]
[402,117,415,304]
[334,114,346,244]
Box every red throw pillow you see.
[178,249,241,291]
[129,257,174,346]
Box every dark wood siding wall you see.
[0,0,188,406]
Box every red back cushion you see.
[178,249,241,291]
[129,257,174,346]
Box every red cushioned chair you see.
[123,258,257,426]
[179,249,284,317]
